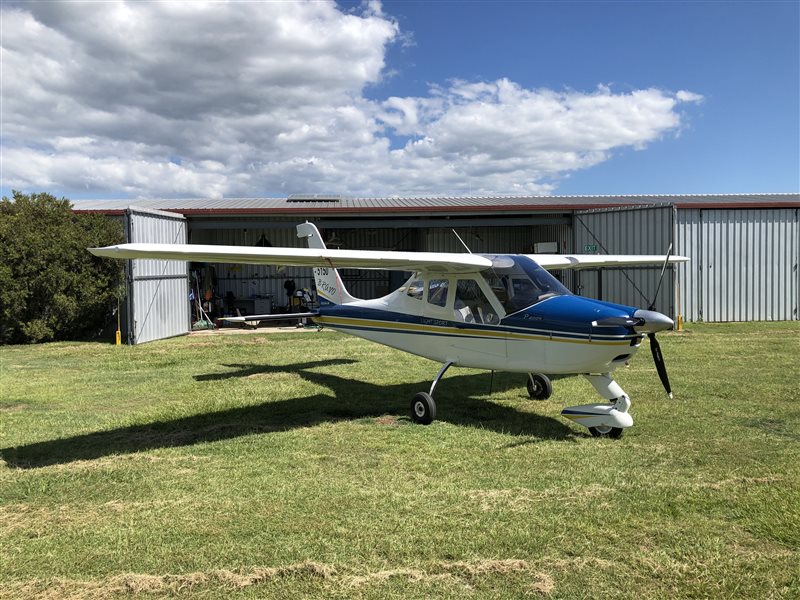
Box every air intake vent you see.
[287,194,342,203]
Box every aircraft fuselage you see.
[314,294,643,374]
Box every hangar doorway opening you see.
[317,220,573,301]
[187,216,572,307]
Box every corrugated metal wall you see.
[572,206,676,316]
[676,208,799,321]
[126,208,189,344]
[185,208,799,322]
[190,225,420,305]
[334,228,420,299]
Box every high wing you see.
[89,243,493,274]
[530,254,689,271]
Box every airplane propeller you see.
[592,244,675,398]
[643,243,674,398]
[647,331,672,398]
[618,308,674,398]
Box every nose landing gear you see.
[560,374,633,439]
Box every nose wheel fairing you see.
[560,373,633,434]
[561,402,633,430]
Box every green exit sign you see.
[583,244,598,253]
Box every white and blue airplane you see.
[91,222,688,438]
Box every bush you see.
[0,191,125,344]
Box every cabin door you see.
[422,277,507,368]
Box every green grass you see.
[1,322,798,599]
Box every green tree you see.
[0,191,124,344]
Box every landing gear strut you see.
[411,361,454,425]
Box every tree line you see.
[1,192,124,344]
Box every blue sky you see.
[372,0,799,194]
[1,0,797,199]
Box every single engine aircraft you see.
[90,222,688,438]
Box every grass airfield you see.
[1,322,798,599]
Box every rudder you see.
[296,222,358,305]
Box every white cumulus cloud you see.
[0,1,702,198]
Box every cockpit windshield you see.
[480,255,571,314]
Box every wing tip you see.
[88,246,119,258]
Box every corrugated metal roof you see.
[70,193,800,216]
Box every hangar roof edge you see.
[70,193,800,216]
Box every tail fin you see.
[296,222,358,305]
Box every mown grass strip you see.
[1,322,798,598]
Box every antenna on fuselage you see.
[451,229,473,254]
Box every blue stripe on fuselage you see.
[318,295,638,341]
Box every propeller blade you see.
[648,332,673,398]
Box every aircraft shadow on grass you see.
[2,359,578,469]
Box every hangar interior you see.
[188,216,574,308]
[73,194,799,343]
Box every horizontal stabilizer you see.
[222,312,317,323]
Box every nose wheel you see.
[527,373,552,400]
[588,425,624,439]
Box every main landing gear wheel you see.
[527,374,553,400]
[411,392,436,425]
[411,361,453,425]
[588,425,624,439]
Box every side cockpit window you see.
[481,255,570,314]
[406,278,424,300]
[427,279,449,307]
[483,273,540,313]
[454,279,499,324]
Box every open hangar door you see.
[188,222,422,305]
[322,227,422,299]
[572,205,678,318]
[125,207,190,344]
[186,215,571,305]
[333,218,573,299]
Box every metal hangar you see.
[72,193,799,343]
